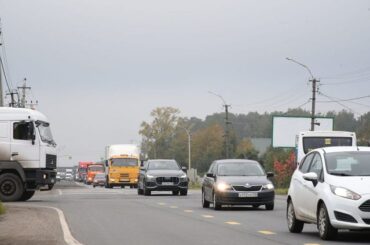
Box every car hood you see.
[217,176,271,186]
[327,175,370,195]
[146,170,184,177]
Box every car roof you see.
[315,146,370,153]
[214,159,260,164]
[148,159,176,162]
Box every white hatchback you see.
[287,147,370,240]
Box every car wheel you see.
[213,192,222,210]
[18,190,35,201]
[266,202,274,210]
[93,185,96,188]
[172,191,179,195]
[287,200,304,233]
[144,184,151,196]
[180,190,188,196]
[202,190,210,208]
[317,203,338,240]
[0,173,24,202]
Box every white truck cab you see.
[0,107,57,201]
[295,131,357,164]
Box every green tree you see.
[235,138,259,160]
[192,124,224,174]
[357,112,370,145]
[139,107,180,159]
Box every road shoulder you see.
[0,205,66,245]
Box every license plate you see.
[161,182,173,186]
[238,192,258,198]
[120,178,129,182]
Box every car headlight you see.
[216,182,232,192]
[146,174,155,180]
[179,173,187,180]
[330,185,361,200]
[262,183,274,190]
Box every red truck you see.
[77,161,93,182]
[86,163,104,185]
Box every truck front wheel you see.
[19,190,35,201]
[0,173,24,202]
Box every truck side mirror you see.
[105,160,108,167]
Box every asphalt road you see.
[11,181,370,245]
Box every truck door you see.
[10,121,40,168]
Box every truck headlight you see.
[216,182,232,192]
[262,183,274,190]
[330,185,361,200]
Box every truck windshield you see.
[303,137,352,154]
[36,121,55,145]
[111,158,138,167]
[88,166,103,172]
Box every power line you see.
[316,95,370,103]
[317,91,361,115]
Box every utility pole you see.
[310,79,319,131]
[286,58,319,131]
[209,91,232,159]
[18,78,31,108]
[224,104,231,159]
[6,89,18,107]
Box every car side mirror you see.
[266,172,274,178]
[181,166,187,172]
[303,172,318,185]
[140,167,146,171]
[206,173,214,178]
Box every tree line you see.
[139,107,370,176]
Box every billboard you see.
[272,116,334,148]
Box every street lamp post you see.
[286,57,319,131]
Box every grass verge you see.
[275,188,288,195]
[0,201,5,215]
[188,182,202,190]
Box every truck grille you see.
[359,200,370,212]
[156,177,179,185]
[46,154,57,169]
[233,185,262,192]
[120,173,129,178]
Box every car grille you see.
[359,200,370,212]
[334,211,357,223]
[233,185,262,192]
[156,177,179,185]
[46,154,57,169]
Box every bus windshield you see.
[303,137,352,154]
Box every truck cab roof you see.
[0,107,49,122]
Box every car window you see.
[207,162,215,175]
[308,153,323,180]
[299,153,314,173]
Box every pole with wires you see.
[286,57,320,131]
[209,91,232,158]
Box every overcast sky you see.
[0,0,369,166]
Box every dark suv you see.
[137,159,188,196]
[202,159,275,210]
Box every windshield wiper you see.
[330,172,353,176]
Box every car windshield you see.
[111,158,138,167]
[36,121,56,145]
[303,137,352,154]
[326,151,370,176]
[148,160,180,170]
[88,166,103,172]
[217,162,265,176]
